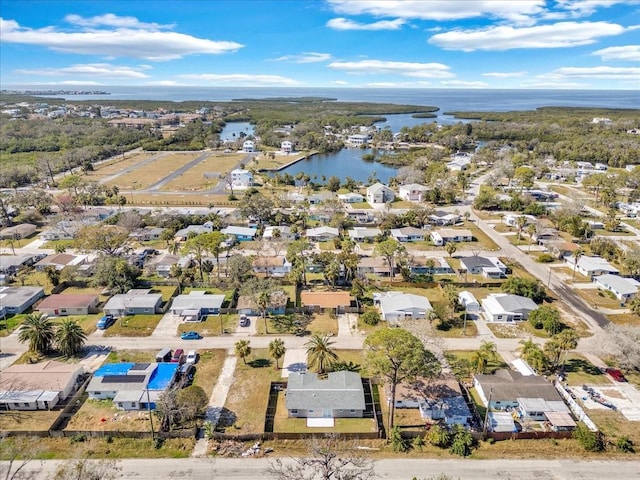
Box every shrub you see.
[536,253,556,263]
[389,426,409,452]
[449,425,474,457]
[70,433,87,444]
[153,437,165,449]
[426,424,451,448]
[361,310,381,326]
[616,436,634,453]
[573,423,605,452]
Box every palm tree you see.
[234,339,252,365]
[18,313,55,355]
[257,290,271,333]
[305,334,338,374]
[268,338,286,369]
[478,341,498,362]
[572,247,585,282]
[527,224,537,252]
[515,215,528,245]
[555,329,579,368]
[470,350,488,374]
[445,242,457,258]
[55,319,87,358]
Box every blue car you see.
[181,331,202,340]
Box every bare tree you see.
[267,435,374,480]
[49,455,120,480]
[1,434,43,480]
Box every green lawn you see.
[0,314,28,337]
[103,314,163,337]
[50,314,98,335]
[576,288,625,310]
[562,354,610,386]
[192,349,227,398]
[177,314,235,336]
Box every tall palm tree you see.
[470,350,488,374]
[478,340,498,362]
[234,339,252,365]
[17,313,54,355]
[515,215,528,245]
[572,247,585,282]
[555,329,579,367]
[257,290,271,333]
[305,334,338,374]
[55,319,87,358]
[268,338,286,369]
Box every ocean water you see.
[16,86,639,112]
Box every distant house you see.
[34,253,85,271]
[458,256,507,279]
[565,255,619,278]
[410,257,454,276]
[281,140,293,153]
[429,211,460,226]
[593,274,640,304]
[221,225,258,242]
[307,192,335,205]
[375,291,432,322]
[338,192,365,203]
[170,291,226,320]
[366,183,395,204]
[0,286,45,314]
[482,294,538,323]
[129,227,164,242]
[301,291,352,313]
[0,223,36,240]
[242,140,255,153]
[447,152,472,171]
[398,183,429,202]
[430,228,473,246]
[306,226,340,242]
[348,227,381,242]
[458,291,480,312]
[503,214,537,227]
[252,256,292,277]
[173,222,214,242]
[263,225,295,241]
[230,169,254,188]
[103,290,163,316]
[0,361,84,411]
[390,226,425,243]
[357,256,394,277]
[286,371,365,418]
[347,134,368,146]
[39,220,84,241]
[36,294,99,316]
[149,254,191,278]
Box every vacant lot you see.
[159,153,245,191]
[0,409,60,431]
[85,152,159,179]
[576,288,624,310]
[103,315,163,337]
[177,314,235,336]
[191,349,227,397]
[562,354,611,386]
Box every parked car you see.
[171,348,185,363]
[181,331,202,340]
[96,314,115,330]
[186,350,198,365]
[239,315,249,327]
[604,367,627,382]
[178,364,195,387]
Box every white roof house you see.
[482,293,538,323]
[390,227,425,243]
[242,140,255,152]
[229,169,254,188]
[398,183,429,202]
[458,291,480,312]
[263,225,295,240]
[375,291,432,322]
[565,255,620,278]
[593,274,640,304]
[338,192,365,203]
[170,291,226,317]
[366,183,395,204]
[306,226,340,241]
[348,227,381,242]
[281,140,293,153]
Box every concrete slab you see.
[151,312,180,338]
[307,418,334,427]
[281,348,307,378]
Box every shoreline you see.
[260,150,319,172]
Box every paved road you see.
[144,151,213,192]
[6,457,640,480]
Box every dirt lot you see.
[159,153,244,191]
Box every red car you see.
[604,368,627,382]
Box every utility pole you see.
[482,387,493,439]
[146,388,155,439]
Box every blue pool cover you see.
[93,363,134,377]
[147,363,179,390]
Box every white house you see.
[242,140,255,153]
[503,214,537,227]
[430,228,473,246]
[338,192,365,203]
[447,152,472,171]
[348,227,381,242]
[306,226,340,242]
[252,256,292,277]
[347,134,368,146]
[458,291,480,312]
[170,291,226,318]
[229,169,254,188]
[458,256,507,279]
[429,211,460,226]
[593,274,640,304]
[375,291,432,322]
[390,226,425,243]
[565,255,620,278]
[366,183,395,204]
[482,294,538,323]
[263,225,295,241]
[281,140,293,154]
[398,183,429,202]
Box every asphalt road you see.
[6,457,640,480]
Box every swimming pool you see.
[147,363,179,390]
[93,363,134,377]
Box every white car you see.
[186,350,198,365]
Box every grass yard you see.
[177,314,235,336]
[445,350,508,382]
[588,409,640,448]
[65,397,154,433]
[50,315,98,335]
[307,312,339,335]
[0,236,37,249]
[349,201,372,209]
[222,348,281,434]
[561,354,610,386]
[553,266,591,283]
[20,270,55,293]
[149,286,178,302]
[159,153,245,191]
[333,349,366,372]
[606,313,640,326]
[191,349,227,397]
[103,315,163,337]
[486,323,525,339]
[272,391,377,433]
[0,313,28,337]
[104,152,203,190]
[0,409,60,431]
[106,350,156,363]
[86,152,158,178]
[576,288,625,310]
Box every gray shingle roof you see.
[286,371,365,411]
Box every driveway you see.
[280,348,307,378]
[151,312,181,338]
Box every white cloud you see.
[30,80,106,86]
[545,66,640,80]
[331,80,349,85]
[482,71,527,77]
[520,81,588,88]
[429,21,626,51]
[0,16,243,61]
[440,80,489,88]
[550,0,639,19]
[64,13,172,30]
[14,63,151,79]
[365,81,433,87]
[177,73,302,86]
[327,60,454,78]
[327,0,546,26]
[273,52,332,63]
[326,17,405,31]
[592,45,640,61]
[144,80,189,86]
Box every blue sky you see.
[1,0,639,89]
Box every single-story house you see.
[263,225,295,241]
[169,291,226,319]
[0,361,84,411]
[129,227,165,242]
[517,397,571,422]
[398,183,429,202]
[458,291,480,312]
[375,291,432,322]
[0,223,37,240]
[446,153,472,171]
[544,240,580,259]
[103,290,163,316]
[338,192,365,203]
[252,256,292,277]
[39,220,84,241]
[34,253,85,271]
[430,228,473,246]
[221,225,258,242]
[410,257,454,276]
[481,293,538,323]
[301,291,352,313]
[346,210,375,224]
[593,274,640,304]
[307,192,335,205]
[286,371,365,418]
[458,256,507,279]
[390,226,425,243]
[87,362,178,411]
[357,256,394,277]
[0,254,38,275]
[306,226,340,242]
[502,214,537,227]
[473,369,564,410]
[0,286,45,314]
[565,255,620,278]
[366,183,395,204]
[36,294,99,316]
[236,291,288,316]
[429,211,461,226]
[348,227,381,242]
[173,222,214,242]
